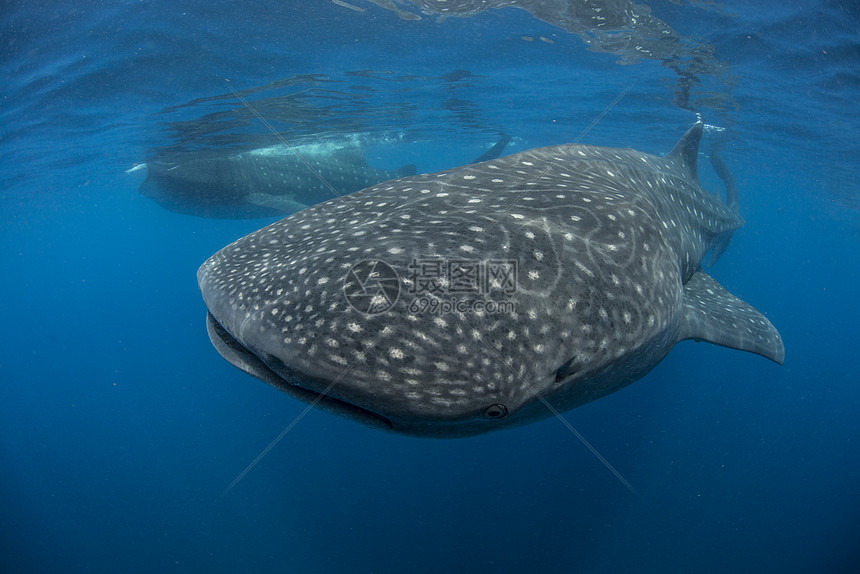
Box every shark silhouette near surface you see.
[137,134,510,219]
[137,138,416,219]
[198,120,784,438]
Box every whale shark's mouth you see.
[205,312,394,432]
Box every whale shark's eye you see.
[482,404,508,419]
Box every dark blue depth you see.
[1,1,858,573]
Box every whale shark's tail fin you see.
[710,147,739,214]
[708,146,741,266]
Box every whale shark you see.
[198,119,784,438]
[137,137,417,219]
[137,133,510,219]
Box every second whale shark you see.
[137,133,510,219]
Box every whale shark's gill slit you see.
[224,79,382,237]
[554,358,579,384]
[476,333,638,496]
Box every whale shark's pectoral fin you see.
[678,271,785,364]
[246,193,309,215]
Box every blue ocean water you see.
[1,0,858,572]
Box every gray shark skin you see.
[198,120,784,438]
[139,138,417,219]
[139,134,510,219]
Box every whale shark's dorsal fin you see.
[665,119,704,184]
[678,271,785,364]
[472,132,511,164]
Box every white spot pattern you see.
[198,126,776,438]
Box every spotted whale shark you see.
[137,133,510,219]
[198,119,784,438]
[137,137,418,219]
